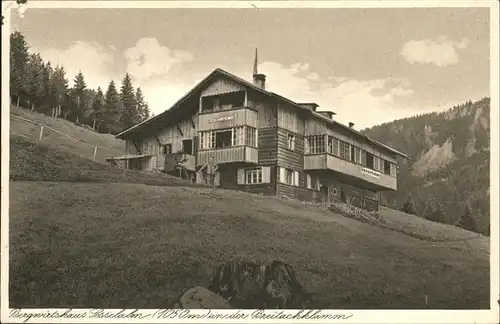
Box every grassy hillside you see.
[10,105,125,164]
[10,135,194,187]
[9,136,489,309]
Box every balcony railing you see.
[198,106,258,131]
[197,146,258,166]
[304,154,397,191]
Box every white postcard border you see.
[1,1,499,323]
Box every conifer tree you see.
[41,61,54,115]
[425,197,446,224]
[119,73,138,130]
[51,65,69,118]
[135,87,150,122]
[9,31,30,107]
[401,193,416,215]
[91,87,105,131]
[71,71,88,124]
[104,80,120,133]
[25,53,45,111]
[431,202,447,224]
[457,204,477,232]
[423,194,437,221]
[82,88,96,126]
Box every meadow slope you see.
[8,136,490,309]
[9,105,125,163]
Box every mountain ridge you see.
[362,97,490,235]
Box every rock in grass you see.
[174,286,231,309]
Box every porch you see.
[105,154,154,170]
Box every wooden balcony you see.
[197,146,258,166]
[304,154,397,191]
[198,107,258,131]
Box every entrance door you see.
[340,189,347,203]
[320,185,329,204]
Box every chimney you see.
[349,122,355,128]
[252,48,266,90]
[253,73,266,90]
[298,103,319,111]
[317,110,336,120]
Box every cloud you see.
[306,72,320,81]
[123,37,194,83]
[400,36,469,67]
[32,39,420,129]
[34,41,114,90]
[238,61,415,128]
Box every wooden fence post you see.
[93,146,98,161]
[39,125,44,140]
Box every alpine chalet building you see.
[112,54,407,211]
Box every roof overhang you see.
[114,68,408,160]
[105,154,152,161]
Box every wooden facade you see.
[116,68,406,212]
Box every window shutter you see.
[237,168,245,185]
[294,171,299,187]
[214,171,220,187]
[305,138,309,154]
[279,167,285,183]
[306,174,311,189]
[262,166,271,183]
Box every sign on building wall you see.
[361,167,381,178]
[208,116,234,123]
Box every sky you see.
[9,5,491,129]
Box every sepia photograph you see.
[1,1,499,323]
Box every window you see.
[245,168,263,184]
[287,133,295,150]
[373,156,381,171]
[339,141,351,160]
[327,136,340,156]
[307,135,325,154]
[353,147,361,164]
[360,150,367,166]
[182,139,193,155]
[162,143,172,154]
[278,167,299,186]
[201,127,257,150]
[215,130,232,149]
[383,159,391,175]
[200,131,216,149]
[246,127,257,147]
[332,188,338,197]
[366,152,374,169]
[306,174,320,190]
[233,126,245,146]
[390,163,397,177]
[238,166,270,185]
[286,169,293,185]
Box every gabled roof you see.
[116,68,408,159]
